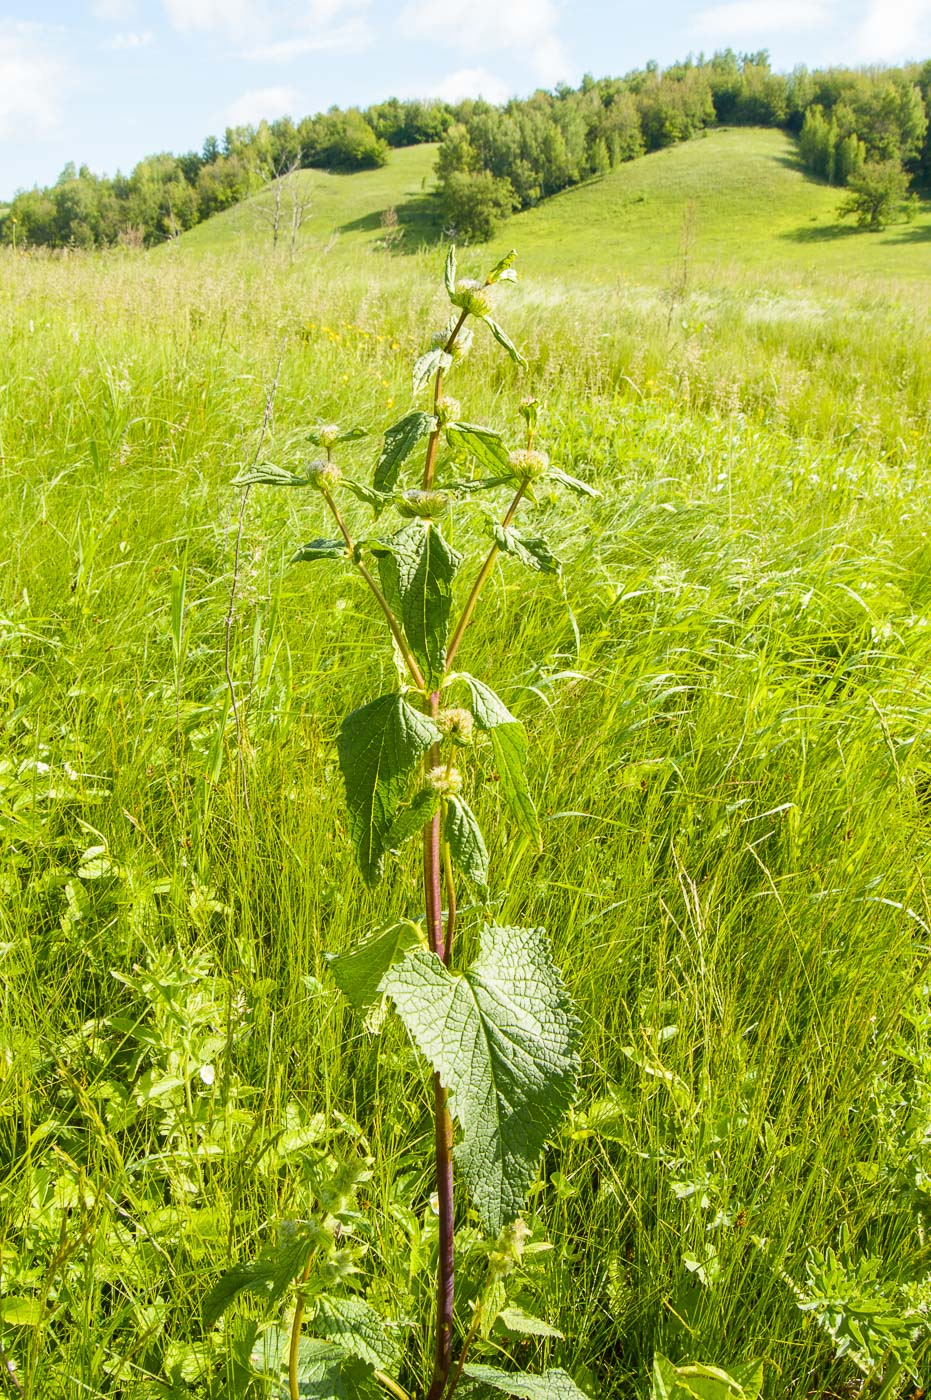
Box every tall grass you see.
[1,243,930,1397]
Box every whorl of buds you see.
[488,1219,530,1280]
[507,448,549,483]
[430,324,474,359]
[451,278,491,317]
[305,459,342,491]
[435,395,461,427]
[316,424,341,449]
[396,489,449,519]
[437,707,474,745]
[426,765,463,797]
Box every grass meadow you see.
[2,131,931,1396]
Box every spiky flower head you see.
[451,278,492,317]
[396,489,449,520]
[316,423,341,449]
[435,395,461,427]
[305,459,341,491]
[426,765,463,797]
[430,323,474,360]
[438,707,474,745]
[488,1219,531,1279]
[507,448,549,483]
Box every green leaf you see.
[377,523,461,686]
[0,1296,44,1326]
[383,925,579,1234]
[490,524,560,575]
[311,1295,401,1371]
[292,539,347,564]
[463,1365,590,1398]
[337,694,440,885]
[496,1306,563,1339]
[445,245,457,298]
[252,1329,379,1399]
[445,795,488,890]
[232,464,308,487]
[651,1356,764,1400]
[203,1221,325,1326]
[343,478,390,512]
[374,412,436,493]
[491,724,541,849]
[327,921,423,1009]
[480,318,527,367]
[486,249,518,284]
[450,677,541,843]
[454,674,518,730]
[547,466,600,498]
[413,349,452,394]
[390,786,442,850]
[446,423,511,476]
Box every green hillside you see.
[178,127,931,289]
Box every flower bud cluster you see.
[426,765,463,797]
[396,489,449,520]
[451,279,491,317]
[488,1219,530,1279]
[438,707,474,745]
[435,395,461,428]
[430,324,474,360]
[316,423,341,449]
[507,448,549,483]
[306,459,341,491]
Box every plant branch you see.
[443,1299,484,1400]
[444,482,526,671]
[373,1372,411,1400]
[288,1256,314,1400]
[225,349,284,816]
[422,309,468,490]
[320,486,426,692]
[442,830,457,962]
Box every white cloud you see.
[161,0,257,34]
[91,0,136,18]
[853,0,931,60]
[397,0,570,85]
[226,85,299,126]
[0,22,65,143]
[430,67,511,104]
[694,0,834,37]
[103,29,155,49]
[246,19,372,61]
[160,0,370,49]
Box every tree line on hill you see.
[2,54,929,249]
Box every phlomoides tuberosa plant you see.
[208,249,599,1400]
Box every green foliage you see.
[375,412,436,492]
[651,1356,763,1400]
[376,522,461,685]
[337,693,440,885]
[463,1364,591,1397]
[445,795,489,890]
[839,158,910,228]
[383,926,580,1234]
[326,922,423,1009]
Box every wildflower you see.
[305,459,341,491]
[426,766,462,797]
[451,278,491,317]
[396,489,449,519]
[507,448,549,483]
[438,708,474,745]
[435,395,460,427]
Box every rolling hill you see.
[176,127,931,290]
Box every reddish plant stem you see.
[423,686,456,1400]
[422,309,468,490]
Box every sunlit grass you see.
[1,235,930,1397]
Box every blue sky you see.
[2,0,930,198]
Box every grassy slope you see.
[1,131,931,1398]
[180,127,931,290]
